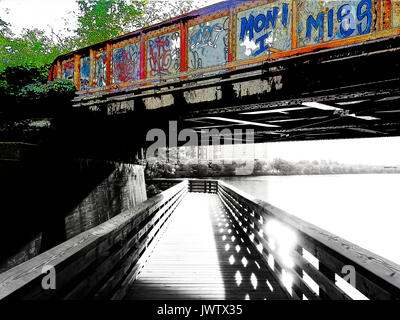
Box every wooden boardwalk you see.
[126,193,288,300]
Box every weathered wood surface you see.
[218,180,400,300]
[146,178,182,191]
[2,178,400,300]
[0,181,188,300]
[189,180,218,194]
[127,193,288,300]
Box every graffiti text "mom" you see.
[240,3,289,57]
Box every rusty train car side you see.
[50,0,400,95]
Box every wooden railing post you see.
[216,180,400,300]
[319,263,336,299]
[293,246,304,299]
[0,181,188,300]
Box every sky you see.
[261,137,400,166]
[0,0,78,35]
[0,0,221,35]
[1,0,400,166]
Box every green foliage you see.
[74,0,200,47]
[0,0,200,111]
[19,78,76,101]
[0,18,12,38]
[0,65,49,97]
[75,0,149,47]
[0,28,64,72]
[1,0,199,71]
[0,64,75,112]
[139,0,199,28]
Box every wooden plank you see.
[0,181,188,300]
[218,186,352,299]
[219,190,315,300]
[218,180,400,299]
[112,189,187,300]
[126,193,288,300]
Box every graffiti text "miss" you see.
[307,0,372,41]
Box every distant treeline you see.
[145,158,400,178]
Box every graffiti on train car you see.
[297,0,373,47]
[95,51,107,87]
[113,43,141,84]
[147,32,181,78]
[189,16,229,70]
[62,61,74,81]
[238,1,291,59]
[80,56,90,90]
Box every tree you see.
[2,28,63,70]
[75,0,149,47]
[139,0,199,27]
[0,0,200,99]
[0,25,65,98]
[74,0,199,47]
[0,18,12,38]
[271,158,296,175]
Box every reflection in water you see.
[221,174,400,265]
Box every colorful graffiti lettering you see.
[240,3,289,57]
[53,0,400,91]
[95,52,107,87]
[113,44,141,84]
[148,32,180,78]
[306,0,372,42]
[189,17,229,70]
[62,61,74,81]
[80,57,90,90]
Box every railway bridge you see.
[1,0,400,300]
[46,0,400,161]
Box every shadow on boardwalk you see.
[126,193,288,300]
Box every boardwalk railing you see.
[217,180,400,300]
[189,180,218,194]
[146,178,182,191]
[147,178,218,193]
[1,179,400,300]
[0,181,188,300]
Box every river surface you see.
[219,174,400,265]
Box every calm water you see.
[220,174,400,265]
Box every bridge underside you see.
[65,36,400,159]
